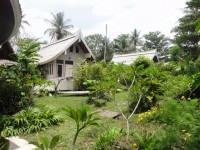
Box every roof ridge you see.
[113,50,156,58]
[42,35,77,48]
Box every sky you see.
[19,0,187,42]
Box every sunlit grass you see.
[21,92,138,149]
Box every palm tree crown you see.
[130,29,141,51]
[44,12,73,41]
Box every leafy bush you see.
[161,75,192,99]
[145,99,198,128]
[2,106,63,137]
[130,65,169,113]
[95,128,120,150]
[74,62,108,91]
[140,99,200,149]
[133,127,182,150]
[132,56,153,69]
[0,79,24,115]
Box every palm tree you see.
[130,29,141,52]
[19,14,30,33]
[44,12,73,41]
[113,34,131,54]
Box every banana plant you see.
[63,105,100,150]
[29,134,62,150]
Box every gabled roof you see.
[112,49,158,65]
[38,30,95,65]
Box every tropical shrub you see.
[139,99,200,149]
[131,56,153,69]
[130,64,169,113]
[95,128,120,150]
[0,80,23,115]
[63,105,100,150]
[133,127,182,150]
[2,106,63,137]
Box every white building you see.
[38,30,95,91]
[111,50,159,65]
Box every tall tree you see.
[173,0,200,61]
[143,31,170,54]
[44,12,73,41]
[113,34,132,54]
[130,29,141,52]
[85,34,113,62]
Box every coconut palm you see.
[44,12,73,41]
[19,14,30,33]
[130,29,141,52]
[113,34,131,54]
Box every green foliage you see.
[2,107,63,137]
[141,99,200,149]
[146,99,198,128]
[85,34,113,62]
[0,137,9,150]
[133,127,182,150]
[44,12,73,40]
[161,75,192,99]
[95,128,120,150]
[74,62,109,91]
[63,105,100,150]
[113,34,132,54]
[113,29,142,54]
[143,31,170,54]
[132,55,153,69]
[29,134,62,150]
[0,78,23,115]
[173,0,200,61]
[0,65,30,115]
[133,132,159,150]
[168,45,183,62]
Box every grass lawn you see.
[20,92,140,149]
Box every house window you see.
[65,60,73,65]
[76,46,79,53]
[47,63,53,75]
[70,46,73,52]
[57,64,63,77]
[56,60,64,64]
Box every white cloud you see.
[19,0,187,42]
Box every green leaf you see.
[49,135,62,149]
[29,141,40,148]
[195,19,200,32]
[38,135,50,149]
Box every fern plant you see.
[63,105,100,150]
[2,106,64,137]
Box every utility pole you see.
[104,24,107,62]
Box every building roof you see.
[0,0,21,45]
[38,30,95,65]
[0,59,18,66]
[112,49,158,65]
